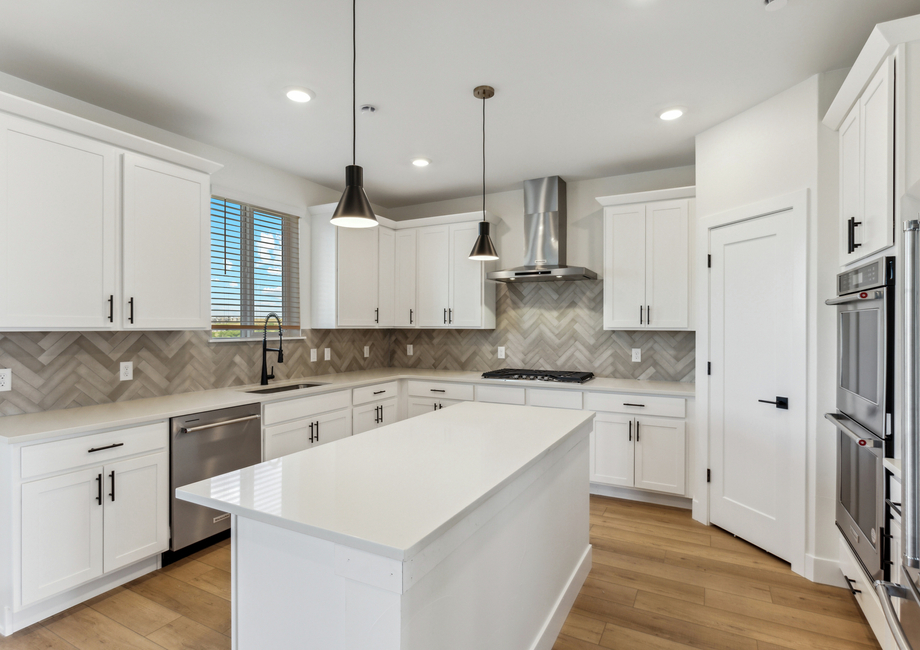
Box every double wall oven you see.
[826,257,895,583]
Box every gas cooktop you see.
[481,369,595,384]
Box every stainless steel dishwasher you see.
[169,403,261,552]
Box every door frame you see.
[693,189,808,577]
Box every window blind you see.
[211,197,300,338]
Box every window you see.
[210,197,300,339]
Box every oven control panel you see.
[838,257,895,295]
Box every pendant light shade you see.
[333,0,378,228]
[469,85,499,261]
[331,165,377,227]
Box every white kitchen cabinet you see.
[634,416,686,495]
[407,397,464,418]
[449,221,487,328]
[353,399,397,435]
[395,229,418,327]
[336,226,380,327]
[263,392,353,460]
[839,57,895,265]
[416,225,451,327]
[0,113,117,330]
[378,227,396,327]
[603,198,691,330]
[122,154,211,329]
[590,413,634,487]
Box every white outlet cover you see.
[631,348,642,363]
[120,361,133,381]
[0,368,10,392]
[324,348,331,361]
[497,346,506,359]
[364,346,370,358]
[310,349,317,362]
[407,344,413,356]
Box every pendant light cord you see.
[352,0,357,166]
[482,95,486,221]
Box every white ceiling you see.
[0,0,918,207]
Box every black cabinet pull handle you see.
[373,390,386,395]
[128,297,134,324]
[430,389,446,393]
[433,403,437,411]
[315,421,319,441]
[853,219,862,250]
[847,217,854,254]
[449,308,453,324]
[636,421,640,442]
[758,396,789,410]
[109,470,116,502]
[375,307,379,324]
[88,443,124,453]
[108,295,114,322]
[628,420,632,442]
[309,421,314,443]
[623,403,645,408]
[410,309,413,325]
[96,473,103,505]
[647,305,651,325]
[444,308,447,324]
[640,305,643,325]
[844,576,862,595]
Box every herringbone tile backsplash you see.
[0,281,693,416]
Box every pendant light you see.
[331,0,378,228]
[469,85,499,261]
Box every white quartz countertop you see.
[176,402,594,560]
[0,367,693,443]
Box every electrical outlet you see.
[324,348,331,361]
[407,344,413,356]
[364,345,370,358]
[631,348,641,363]
[120,361,133,381]
[0,369,10,392]
[310,349,317,362]
[497,346,506,359]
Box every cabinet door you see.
[313,408,352,447]
[604,206,646,329]
[417,225,450,327]
[839,104,862,264]
[858,57,895,261]
[378,398,398,427]
[103,452,169,573]
[645,200,689,329]
[449,222,483,328]
[21,467,104,606]
[0,115,117,330]
[353,402,380,435]
[264,419,315,460]
[634,416,685,495]
[395,229,418,327]
[336,227,379,327]
[123,153,210,329]
[377,227,395,327]
[406,397,462,419]
[590,414,634,487]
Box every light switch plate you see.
[120,361,133,381]
[324,348,331,361]
[631,348,641,363]
[407,345,413,356]
[497,346,506,359]
[0,369,10,392]
[364,346,370,358]
[310,349,317,362]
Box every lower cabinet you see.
[263,408,351,461]
[21,450,168,606]
[353,398,397,435]
[407,397,463,418]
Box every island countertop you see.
[176,401,594,561]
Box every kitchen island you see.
[177,401,594,650]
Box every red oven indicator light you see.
[859,292,868,299]
[858,440,867,446]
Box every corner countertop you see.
[0,367,694,444]
[177,402,594,560]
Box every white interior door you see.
[709,207,805,563]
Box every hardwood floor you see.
[0,496,879,649]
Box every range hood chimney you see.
[487,176,598,282]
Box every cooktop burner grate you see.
[481,368,595,384]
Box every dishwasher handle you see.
[180,414,260,434]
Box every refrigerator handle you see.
[875,581,913,650]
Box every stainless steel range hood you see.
[487,176,597,282]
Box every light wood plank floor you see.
[0,496,879,649]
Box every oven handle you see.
[825,289,885,305]
[824,413,883,449]
[875,581,914,650]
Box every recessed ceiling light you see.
[764,0,787,11]
[285,87,314,103]
[412,158,431,167]
[659,108,684,121]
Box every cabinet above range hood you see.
[487,176,597,282]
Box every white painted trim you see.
[595,185,696,207]
[532,545,592,650]
[0,90,222,174]
[590,483,692,510]
[694,189,810,577]
[806,553,846,588]
[307,202,492,229]
[211,185,305,219]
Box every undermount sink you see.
[245,383,326,394]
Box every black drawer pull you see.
[373,390,386,395]
[623,403,645,408]
[88,443,124,453]
[430,389,446,393]
[844,576,862,595]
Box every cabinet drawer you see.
[838,534,894,647]
[21,421,168,480]
[476,385,526,405]
[584,393,685,418]
[527,389,583,410]
[263,390,351,426]
[353,381,398,406]
[407,381,474,401]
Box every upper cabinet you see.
[0,96,221,332]
[599,190,694,331]
[310,207,495,330]
[838,57,895,266]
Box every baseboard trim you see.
[590,483,692,510]
[806,552,846,587]
[533,544,592,650]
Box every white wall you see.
[695,69,847,585]
[386,166,696,276]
